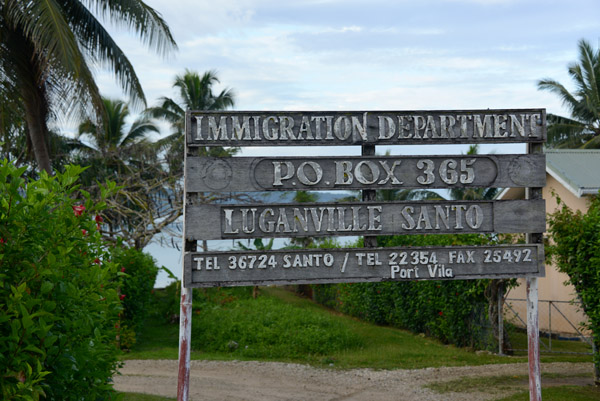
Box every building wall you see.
[505,174,590,336]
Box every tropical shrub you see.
[313,234,491,348]
[111,247,160,349]
[548,193,600,383]
[0,161,122,400]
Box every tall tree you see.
[148,69,236,173]
[150,69,235,138]
[537,39,600,148]
[0,0,176,173]
[73,98,178,249]
[148,70,240,252]
[76,98,158,178]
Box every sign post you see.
[178,109,546,401]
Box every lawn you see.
[120,286,596,400]
[124,286,591,369]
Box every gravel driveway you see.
[113,360,593,400]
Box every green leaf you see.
[41,281,54,294]
[23,345,45,355]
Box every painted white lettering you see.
[223,209,239,234]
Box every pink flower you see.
[120,294,126,301]
[93,258,101,265]
[81,229,87,236]
[72,205,85,216]
[121,267,126,273]
[95,214,103,223]
[0,238,5,244]
[438,311,443,316]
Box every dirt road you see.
[113,360,593,400]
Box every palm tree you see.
[150,69,235,137]
[73,98,176,249]
[537,39,600,148]
[147,70,238,252]
[0,0,176,173]
[147,69,236,172]
[76,98,159,179]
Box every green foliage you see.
[547,193,600,378]
[0,0,176,172]
[496,385,600,401]
[537,39,600,149]
[190,287,363,359]
[313,234,491,348]
[111,247,160,348]
[152,280,181,323]
[0,160,122,400]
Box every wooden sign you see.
[187,109,546,146]
[186,154,545,192]
[184,199,545,240]
[184,244,543,287]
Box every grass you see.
[497,386,600,401]
[121,287,597,399]
[426,372,593,394]
[124,286,592,369]
[127,286,511,368]
[508,330,592,357]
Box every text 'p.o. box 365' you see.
[183,109,546,288]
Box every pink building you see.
[498,149,600,336]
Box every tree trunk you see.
[15,35,53,175]
[21,87,52,174]
[485,279,512,354]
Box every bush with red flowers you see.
[110,246,160,349]
[0,161,122,400]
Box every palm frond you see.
[538,79,580,114]
[83,0,177,56]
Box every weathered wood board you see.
[186,154,545,192]
[184,244,543,287]
[184,199,545,240]
[187,109,546,146]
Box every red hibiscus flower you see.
[72,205,85,216]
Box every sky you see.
[92,0,600,287]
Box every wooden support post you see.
[177,239,195,401]
[178,110,194,401]
[527,277,541,400]
[526,141,543,401]
[362,145,377,248]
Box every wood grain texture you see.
[187,109,546,146]
[186,154,545,192]
[184,199,546,240]
[184,244,543,287]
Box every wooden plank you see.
[184,244,544,287]
[186,154,545,192]
[184,199,545,240]
[186,109,546,146]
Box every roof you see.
[497,149,600,200]
[546,149,600,197]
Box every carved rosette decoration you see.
[200,159,233,190]
[508,155,535,186]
